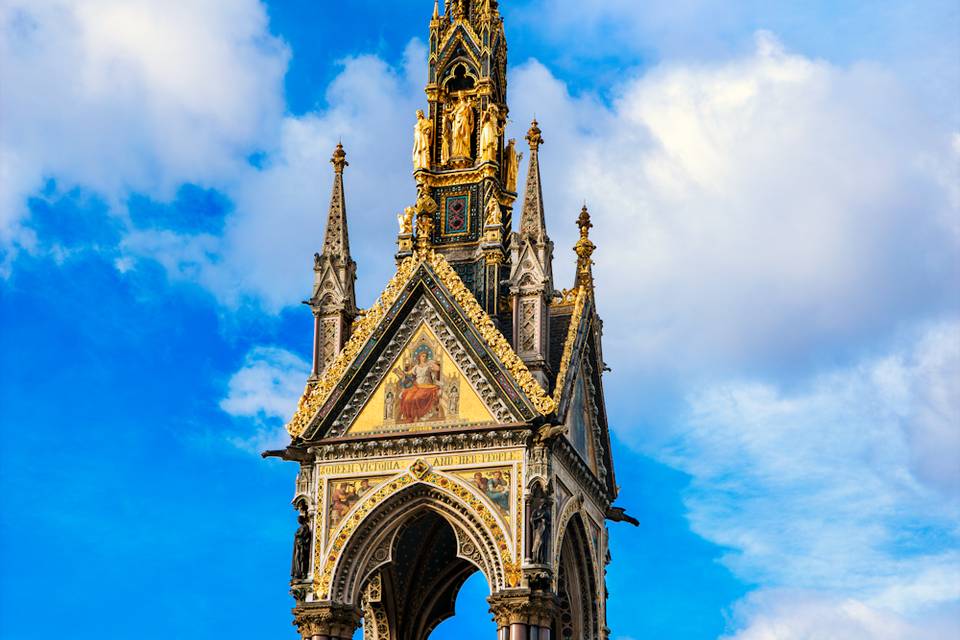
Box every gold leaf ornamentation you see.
[425,250,556,416]
[552,286,588,405]
[287,255,421,437]
[315,468,518,598]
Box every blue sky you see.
[1,1,958,639]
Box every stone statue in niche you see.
[479,104,502,163]
[450,95,475,159]
[529,483,551,564]
[291,509,311,580]
[412,109,434,170]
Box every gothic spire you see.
[322,142,351,264]
[307,143,358,378]
[519,120,548,244]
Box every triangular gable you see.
[287,250,557,440]
[347,320,497,436]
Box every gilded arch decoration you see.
[315,460,524,602]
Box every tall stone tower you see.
[266,2,633,638]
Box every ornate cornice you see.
[309,428,530,461]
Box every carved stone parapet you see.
[488,589,557,628]
[293,602,361,639]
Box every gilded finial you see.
[331,142,348,174]
[433,0,440,19]
[575,205,596,288]
[526,119,543,150]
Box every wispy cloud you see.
[0,0,288,249]
[663,321,960,635]
[508,32,959,382]
[220,346,309,453]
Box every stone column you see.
[293,602,361,640]
[489,590,556,640]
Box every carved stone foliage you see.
[292,602,361,639]
[488,589,558,628]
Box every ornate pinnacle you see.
[330,142,348,174]
[526,119,543,150]
[432,0,440,20]
[575,205,596,288]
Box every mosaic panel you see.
[348,322,497,435]
[453,467,512,521]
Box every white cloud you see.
[0,0,288,245]
[119,40,427,311]
[507,33,960,379]
[656,321,960,637]
[220,346,309,453]
[724,590,960,640]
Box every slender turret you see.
[509,120,556,386]
[307,143,358,378]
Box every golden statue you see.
[451,96,474,159]
[398,207,415,235]
[504,139,522,192]
[485,197,502,227]
[412,109,433,170]
[440,104,454,164]
[479,104,502,163]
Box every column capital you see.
[292,602,361,639]
[488,589,557,628]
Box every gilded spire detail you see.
[575,205,596,289]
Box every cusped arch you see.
[555,512,600,640]
[324,475,511,605]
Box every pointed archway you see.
[555,514,600,640]
[322,479,510,640]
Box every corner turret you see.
[307,143,358,378]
